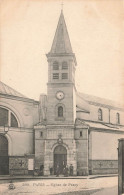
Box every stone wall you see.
[89,160,118,174]
[9,156,28,175]
[9,155,35,175]
[34,125,46,170]
[47,83,76,125]
[35,140,45,169]
[75,129,89,176]
[7,129,34,156]
[90,131,124,160]
[77,103,124,126]
[34,125,77,175]
[88,130,124,175]
[44,138,77,176]
[0,96,39,128]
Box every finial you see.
[61,1,64,12]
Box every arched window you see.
[11,113,18,127]
[58,106,63,117]
[116,113,120,124]
[98,108,102,121]
[62,61,68,69]
[0,107,8,126]
[0,107,18,127]
[55,104,65,121]
[53,61,59,70]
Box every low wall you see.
[9,155,34,175]
[89,160,118,175]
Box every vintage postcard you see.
[0,0,124,194]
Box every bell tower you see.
[42,10,77,176]
[46,10,77,125]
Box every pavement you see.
[56,186,118,195]
[57,186,118,195]
[0,175,118,195]
[0,173,118,181]
[92,186,118,195]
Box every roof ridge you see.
[77,91,124,109]
[0,81,26,98]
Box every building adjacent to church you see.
[0,11,124,176]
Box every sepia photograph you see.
[0,0,124,194]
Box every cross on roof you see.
[61,1,64,11]
[49,3,73,54]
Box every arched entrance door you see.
[54,145,67,175]
[0,135,9,175]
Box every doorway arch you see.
[0,135,9,175]
[54,145,67,174]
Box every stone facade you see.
[34,124,77,175]
[0,11,124,176]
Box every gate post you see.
[118,138,124,195]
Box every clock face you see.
[56,91,64,100]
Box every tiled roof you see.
[0,81,26,98]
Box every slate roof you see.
[77,92,124,110]
[49,11,73,54]
[76,118,124,131]
[0,81,26,98]
[0,81,123,110]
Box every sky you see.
[0,0,124,103]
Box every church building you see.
[0,11,124,176]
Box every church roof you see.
[49,11,73,54]
[0,81,26,98]
[76,119,124,131]
[77,92,124,110]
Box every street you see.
[0,176,118,195]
